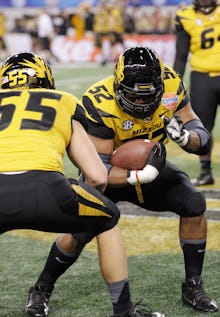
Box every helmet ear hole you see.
[114,46,164,118]
[0,51,55,89]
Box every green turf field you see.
[2,63,220,317]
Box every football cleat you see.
[110,303,165,317]
[191,173,214,186]
[26,285,53,317]
[182,276,218,312]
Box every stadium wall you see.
[4,33,176,65]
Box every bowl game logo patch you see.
[162,93,178,110]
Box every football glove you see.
[127,142,166,185]
[163,115,190,147]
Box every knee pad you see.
[93,197,120,235]
[73,204,120,244]
[70,179,120,243]
[181,191,206,217]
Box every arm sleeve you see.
[184,119,211,155]
[173,27,190,77]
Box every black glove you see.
[127,142,166,185]
[163,115,190,147]
[147,142,166,171]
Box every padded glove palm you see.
[163,115,190,147]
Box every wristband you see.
[127,170,139,185]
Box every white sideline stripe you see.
[121,214,220,222]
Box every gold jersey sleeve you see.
[175,6,220,72]
[0,88,86,173]
[83,67,189,149]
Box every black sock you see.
[181,240,206,280]
[200,158,212,175]
[107,279,133,315]
[35,240,83,290]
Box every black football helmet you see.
[0,51,55,89]
[192,0,217,14]
[114,46,164,119]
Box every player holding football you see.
[173,0,220,185]
[0,51,165,317]
[27,47,218,316]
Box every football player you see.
[27,47,218,315]
[173,0,220,185]
[0,51,165,317]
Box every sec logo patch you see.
[122,120,134,130]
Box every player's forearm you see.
[182,129,204,153]
[108,166,129,186]
[163,115,211,155]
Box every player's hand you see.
[163,115,190,147]
[127,142,166,185]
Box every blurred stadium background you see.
[0,0,187,65]
[0,1,220,317]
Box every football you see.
[110,139,156,170]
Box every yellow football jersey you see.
[0,88,86,172]
[83,66,189,149]
[175,5,220,72]
[93,7,109,34]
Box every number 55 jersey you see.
[0,89,87,173]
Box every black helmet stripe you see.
[0,51,55,89]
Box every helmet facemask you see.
[114,47,164,119]
[193,0,217,14]
[0,52,55,90]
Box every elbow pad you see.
[184,120,211,155]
